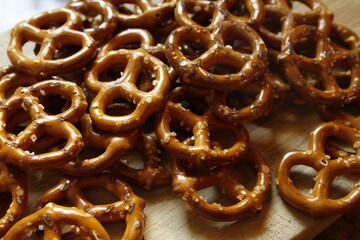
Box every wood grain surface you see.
[0,0,359,239]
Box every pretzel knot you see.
[278,25,360,106]
[172,149,271,221]
[7,8,97,77]
[276,122,360,217]
[85,48,170,132]
[0,162,27,237]
[3,203,110,240]
[156,87,249,168]
[35,173,145,240]
[175,0,265,30]
[165,20,267,91]
[60,114,141,176]
[0,79,87,170]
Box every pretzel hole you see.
[232,161,257,191]
[116,3,142,15]
[81,10,104,30]
[294,38,317,58]
[179,40,208,60]
[210,130,236,150]
[228,1,249,17]
[324,137,356,159]
[290,1,313,14]
[263,15,283,35]
[197,186,236,207]
[76,146,106,162]
[289,165,317,197]
[170,126,194,146]
[21,41,38,59]
[329,173,358,199]
[223,36,252,54]
[53,45,82,60]
[331,62,352,89]
[121,150,144,170]
[207,64,239,75]
[38,94,70,115]
[178,98,209,116]
[136,68,156,92]
[82,186,120,205]
[299,69,323,89]
[226,90,254,110]
[186,4,214,27]
[5,109,32,135]
[0,192,12,219]
[105,99,136,116]
[99,63,127,82]
[330,32,353,51]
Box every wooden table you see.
[0,0,359,239]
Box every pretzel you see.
[278,25,360,106]
[0,79,87,170]
[171,148,271,221]
[3,203,109,239]
[66,0,118,41]
[7,8,96,77]
[165,20,267,91]
[34,173,145,240]
[276,122,360,217]
[114,130,172,189]
[104,0,176,29]
[0,162,27,237]
[59,114,140,176]
[85,48,170,132]
[212,72,274,124]
[156,87,249,168]
[175,0,264,30]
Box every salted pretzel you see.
[85,48,170,132]
[35,173,145,240]
[104,0,176,29]
[8,8,96,77]
[175,0,264,30]
[3,203,109,240]
[278,25,360,106]
[156,87,249,168]
[114,130,172,190]
[66,0,118,41]
[0,162,27,237]
[276,122,360,217]
[0,79,87,170]
[212,72,274,124]
[171,148,271,221]
[165,20,267,91]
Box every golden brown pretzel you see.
[66,0,118,41]
[165,20,267,91]
[171,148,271,221]
[0,162,27,237]
[3,203,110,240]
[0,79,86,170]
[35,173,145,240]
[105,0,176,28]
[85,48,170,132]
[212,72,274,124]
[278,25,360,106]
[175,0,265,30]
[156,87,249,168]
[7,8,96,77]
[59,114,140,176]
[276,122,360,217]
[114,130,172,189]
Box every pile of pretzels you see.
[0,0,359,239]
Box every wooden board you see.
[0,0,359,239]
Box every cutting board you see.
[0,0,359,239]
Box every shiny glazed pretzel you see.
[60,114,140,176]
[276,122,360,217]
[279,25,360,106]
[0,79,87,170]
[85,48,170,132]
[212,72,274,124]
[7,8,96,77]
[35,173,145,240]
[171,149,271,221]
[165,20,267,91]
[0,162,28,237]
[3,203,110,240]
[156,87,249,168]
[175,0,265,30]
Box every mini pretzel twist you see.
[165,20,267,91]
[0,79,87,170]
[66,0,118,41]
[276,122,360,217]
[175,0,265,30]
[35,173,145,240]
[104,0,176,28]
[3,203,110,240]
[7,8,97,77]
[85,48,170,132]
[212,72,274,124]
[59,114,141,176]
[171,148,271,221]
[278,25,360,106]
[114,131,172,190]
[156,87,249,168]
[0,162,27,237]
